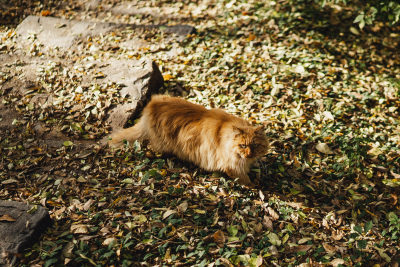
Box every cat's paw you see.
[238,175,255,188]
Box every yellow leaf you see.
[194,209,206,214]
[41,10,51,16]
[247,33,256,41]
[163,74,173,81]
[167,226,176,237]
[134,214,147,223]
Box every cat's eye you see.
[239,144,247,149]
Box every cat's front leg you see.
[226,170,255,187]
[238,174,255,188]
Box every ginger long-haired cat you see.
[109,95,269,186]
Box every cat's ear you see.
[233,126,245,136]
[254,125,266,135]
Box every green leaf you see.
[63,140,73,147]
[142,169,162,183]
[134,214,147,223]
[278,165,285,172]
[197,259,208,267]
[349,27,360,35]
[354,225,363,235]
[282,233,290,244]
[286,223,295,233]
[71,123,84,133]
[143,253,153,261]
[357,239,367,249]
[78,253,96,265]
[387,212,398,222]
[122,178,134,184]
[364,221,373,233]
[227,225,238,237]
[248,254,263,267]
[359,19,365,30]
[375,247,391,262]
[142,239,153,244]
[267,232,281,246]
[354,14,364,23]
[231,255,250,266]
[228,236,239,242]
[44,258,58,267]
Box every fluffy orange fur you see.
[109,95,269,186]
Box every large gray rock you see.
[103,58,164,130]
[16,15,195,50]
[16,15,115,49]
[12,16,165,131]
[111,4,181,18]
[1,56,163,133]
[0,201,50,264]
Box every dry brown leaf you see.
[162,209,176,219]
[70,224,89,234]
[254,222,263,233]
[0,214,16,222]
[213,230,226,247]
[259,190,265,201]
[102,237,116,246]
[218,258,233,267]
[291,244,313,252]
[390,171,400,179]
[331,230,344,241]
[267,207,279,220]
[287,202,303,209]
[391,194,398,205]
[255,255,263,267]
[316,142,334,154]
[83,199,95,211]
[322,218,330,229]
[337,209,348,215]
[177,201,188,213]
[330,258,345,267]
[323,242,337,254]
[62,241,74,258]
[263,215,273,230]
[53,206,66,219]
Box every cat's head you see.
[232,125,269,159]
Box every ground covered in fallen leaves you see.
[1,0,400,266]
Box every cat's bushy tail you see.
[108,119,147,147]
